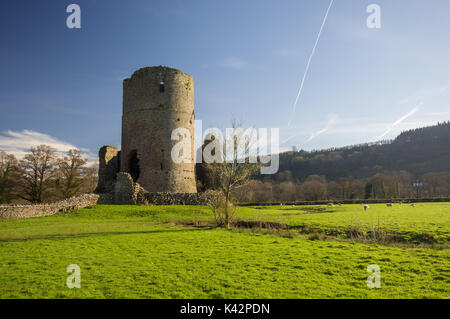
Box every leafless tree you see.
[0,152,20,203]
[81,163,98,194]
[205,121,260,227]
[19,145,57,203]
[275,181,297,202]
[55,149,87,199]
[423,172,447,197]
[300,179,327,201]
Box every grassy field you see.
[239,203,450,244]
[0,203,448,298]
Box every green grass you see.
[238,203,450,244]
[0,205,211,240]
[0,204,449,298]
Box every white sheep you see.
[364,205,370,211]
[386,203,393,207]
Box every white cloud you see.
[219,57,248,70]
[0,130,97,164]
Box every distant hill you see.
[268,121,450,182]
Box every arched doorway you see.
[128,150,140,182]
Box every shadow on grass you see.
[0,226,214,242]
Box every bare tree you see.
[423,172,447,197]
[275,181,297,202]
[205,121,260,227]
[0,152,20,203]
[81,163,98,194]
[55,149,87,199]
[300,180,327,201]
[19,145,57,203]
[327,181,341,200]
[232,180,275,203]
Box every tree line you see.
[232,171,450,203]
[0,145,97,204]
[262,121,450,182]
[2,122,449,205]
[197,121,450,204]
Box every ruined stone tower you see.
[96,146,119,193]
[120,66,196,193]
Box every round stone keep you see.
[121,66,197,193]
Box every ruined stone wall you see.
[112,172,210,205]
[96,146,120,193]
[145,192,214,205]
[0,194,104,219]
[114,172,147,205]
[121,66,196,193]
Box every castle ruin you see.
[97,66,197,195]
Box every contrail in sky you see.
[288,0,334,127]
[377,102,422,139]
[282,113,337,145]
[304,114,337,144]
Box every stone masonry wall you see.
[114,172,147,205]
[145,192,214,205]
[0,194,104,219]
[113,172,212,205]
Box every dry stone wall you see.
[0,194,104,219]
[1,168,216,219]
[145,191,214,205]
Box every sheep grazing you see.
[386,203,393,207]
[410,203,415,207]
[338,203,342,206]
[364,205,370,211]
[327,203,334,207]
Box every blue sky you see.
[0,0,449,161]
